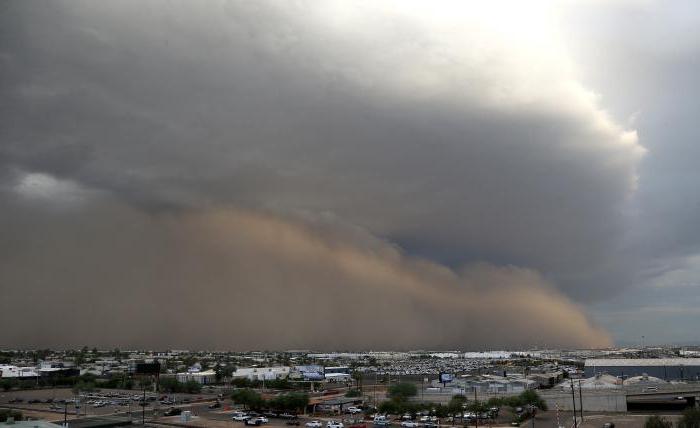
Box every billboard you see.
[439,373,453,384]
[135,362,161,375]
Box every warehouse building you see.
[585,358,700,380]
[176,369,216,384]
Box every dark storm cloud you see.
[0,1,648,348]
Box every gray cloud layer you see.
[0,1,653,348]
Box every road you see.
[520,411,682,428]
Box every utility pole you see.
[374,371,377,408]
[474,388,478,428]
[578,379,584,422]
[570,382,577,428]
[142,382,146,425]
[64,402,68,428]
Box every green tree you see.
[269,392,309,412]
[139,377,153,390]
[159,377,180,393]
[0,379,18,391]
[518,390,548,411]
[345,389,362,397]
[378,400,401,415]
[645,415,673,428]
[214,363,224,382]
[352,370,364,392]
[388,382,418,402]
[231,388,265,410]
[0,409,22,422]
[72,380,96,394]
[679,408,700,428]
[184,380,202,394]
[465,400,488,414]
[447,395,467,415]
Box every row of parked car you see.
[305,420,344,428]
[372,409,501,427]
[232,411,301,426]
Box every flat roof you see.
[1,422,62,428]
[585,358,700,367]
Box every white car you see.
[419,416,430,423]
[327,421,344,428]
[346,407,363,414]
[233,413,251,421]
[306,421,323,428]
[401,422,419,428]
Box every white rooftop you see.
[585,358,700,367]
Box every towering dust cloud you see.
[0,199,611,349]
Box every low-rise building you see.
[233,366,290,381]
[176,369,217,384]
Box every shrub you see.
[645,415,673,428]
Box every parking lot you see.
[8,388,688,428]
[522,411,683,428]
[0,387,219,420]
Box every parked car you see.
[208,401,222,409]
[424,423,438,428]
[327,421,344,428]
[305,421,323,428]
[373,416,391,427]
[286,421,300,426]
[346,406,362,414]
[246,419,263,426]
[603,424,615,428]
[164,408,182,416]
[233,412,251,421]
[401,422,419,428]
[280,413,298,420]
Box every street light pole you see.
[578,379,583,422]
[570,382,577,428]
[143,383,146,425]
[474,388,478,428]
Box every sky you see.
[0,0,698,350]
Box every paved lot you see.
[521,411,682,428]
[0,387,219,422]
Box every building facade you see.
[585,358,700,380]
